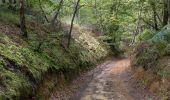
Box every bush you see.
[132,43,160,70]
[132,25,170,70]
[135,29,154,42]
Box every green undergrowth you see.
[132,25,170,71]
[0,7,109,99]
[0,33,56,99]
[0,30,108,99]
[132,25,170,99]
[0,6,19,24]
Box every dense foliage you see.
[0,0,170,99]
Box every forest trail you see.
[51,58,157,100]
[74,58,157,100]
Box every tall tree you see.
[14,0,16,4]
[2,0,5,3]
[20,0,27,37]
[163,0,169,26]
[38,0,49,23]
[51,0,64,30]
[67,0,81,47]
[150,1,159,30]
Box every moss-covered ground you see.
[0,6,109,99]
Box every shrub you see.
[131,42,160,70]
[135,29,154,42]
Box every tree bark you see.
[38,0,49,23]
[2,0,5,3]
[14,0,16,4]
[156,12,162,25]
[152,2,159,30]
[163,0,169,26]
[20,0,27,37]
[8,0,13,8]
[9,0,12,4]
[51,0,64,29]
[67,0,81,47]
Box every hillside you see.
[1,0,170,100]
[131,25,170,99]
[0,6,109,99]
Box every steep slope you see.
[0,7,110,99]
[131,25,170,99]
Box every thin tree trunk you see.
[38,0,49,23]
[153,11,158,30]
[20,0,27,37]
[163,0,169,26]
[67,0,81,47]
[2,0,5,3]
[152,2,159,30]
[8,0,12,8]
[51,0,63,29]
[14,0,16,4]
[9,0,12,4]
[156,12,162,25]
[76,7,80,24]
[135,11,142,35]
[168,0,170,23]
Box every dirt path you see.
[50,58,157,100]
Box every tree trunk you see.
[76,7,80,24]
[163,0,169,26]
[152,2,159,30]
[20,0,27,37]
[8,0,12,8]
[168,0,170,23]
[14,0,16,4]
[9,0,12,4]
[2,0,5,3]
[51,0,64,30]
[38,0,49,23]
[67,0,81,47]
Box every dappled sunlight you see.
[0,0,169,99]
[73,29,109,63]
[110,59,130,74]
